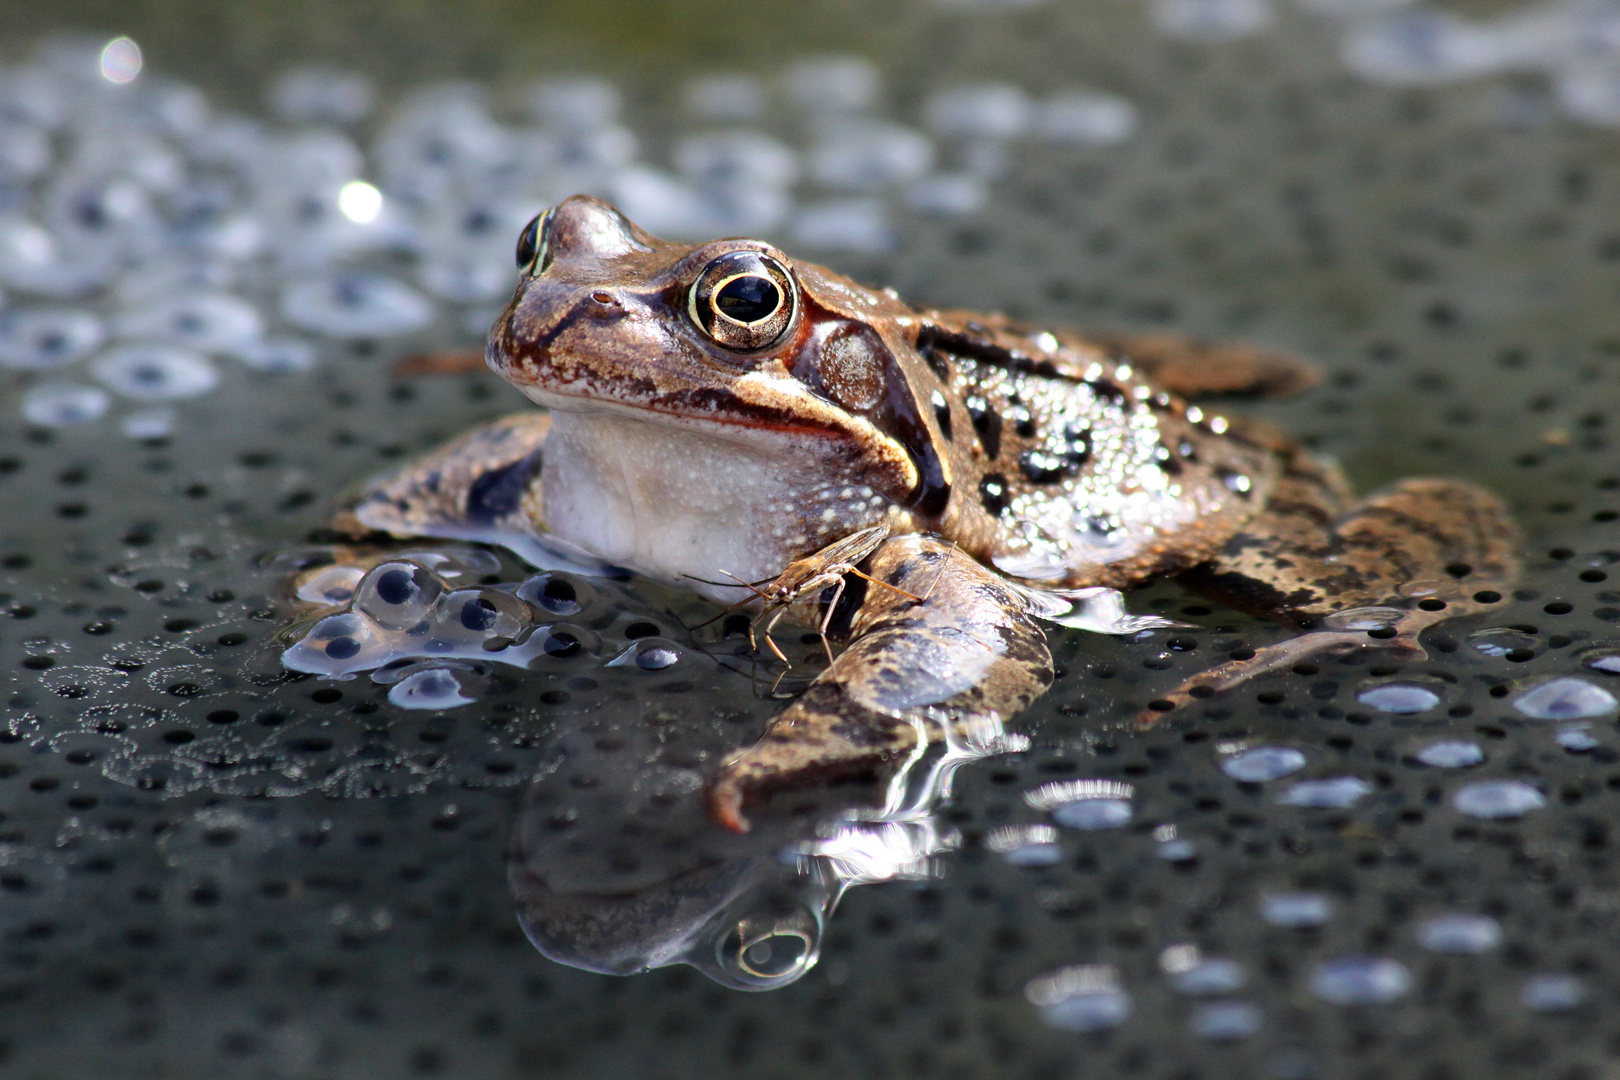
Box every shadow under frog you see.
[508,686,1021,991]
[282,541,1038,991]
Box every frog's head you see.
[487,195,949,515]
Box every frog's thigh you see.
[707,536,1053,833]
[342,411,550,539]
[1180,466,1520,625]
[1092,332,1321,399]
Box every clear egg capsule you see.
[354,560,444,630]
[283,611,390,674]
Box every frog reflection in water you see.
[292,195,1518,982]
[508,677,1020,991]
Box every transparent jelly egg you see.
[1416,913,1501,953]
[21,382,109,426]
[436,588,532,648]
[1310,957,1411,1005]
[1220,745,1306,782]
[354,561,444,631]
[90,345,218,401]
[388,664,476,710]
[1189,1001,1261,1041]
[1356,681,1441,714]
[1453,780,1545,819]
[284,611,389,674]
[1276,776,1372,808]
[296,564,366,606]
[1260,892,1332,927]
[281,273,435,339]
[0,308,104,368]
[985,824,1063,867]
[114,291,263,351]
[517,573,586,615]
[1414,740,1484,768]
[1512,676,1618,720]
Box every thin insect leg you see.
[847,567,922,603]
[921,541,959,603]
[815,576,848,666]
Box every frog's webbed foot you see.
[706,535,1053,833]
[1146,474,1522,727]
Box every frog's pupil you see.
[715,276,779,324]
[515,214,541,269]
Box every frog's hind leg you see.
[1146,454,1522,725]
[338,411,550,542]
[706,535,1053,833]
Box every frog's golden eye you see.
[515,209,554,275]
[688,251,797,352]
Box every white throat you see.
[539,410,846,602]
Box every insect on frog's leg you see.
[706,535,1054,833]
[1144,453,1522,726]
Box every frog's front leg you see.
[1147,453,1522,724]
[340,411,550,541]
[707,535,1053,833]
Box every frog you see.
[321,194,1520,832]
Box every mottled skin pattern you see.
[331,195,1520,830]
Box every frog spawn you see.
[283,553,665,709]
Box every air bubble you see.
[1414,740,1484,768]
[281,273,435,338]
[1511,676,1618,719]
[1453,780,1545,819]
[1416,913,1501,953]
[1220,745,1305,782]
[1310,957,1412,1004]
[1261,892,1332,927]
[1356,681,1441,714]
[1276,776,1372,808]
[22,382,109,426]
[90,345,219,401]
[0,308,104,369]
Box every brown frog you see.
[332,195,1520,831]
